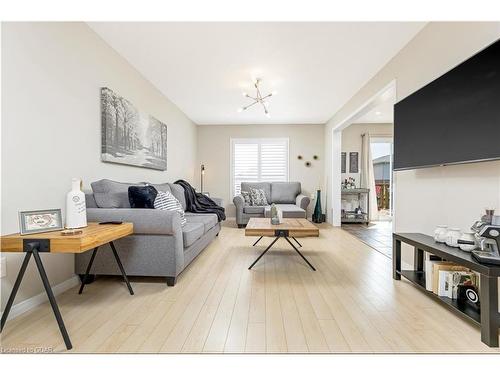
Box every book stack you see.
[424,259,479,299]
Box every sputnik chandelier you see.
[238,78,277,118]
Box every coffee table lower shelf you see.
[398,270,480,325]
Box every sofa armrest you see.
[296,194,311,211]
[233,195,245,208]
[86,208,182,235]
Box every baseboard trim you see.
[1,275,79,322]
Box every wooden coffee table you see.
[245,218,319,271]
[0,222,134,350]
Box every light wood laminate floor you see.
[1,222,499,353]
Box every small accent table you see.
[0,222,134,350]
[245,218,319,271]
[393,232,500,348]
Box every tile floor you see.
[341,221,393,258]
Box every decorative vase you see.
[312,190,323,223]
[458,231,477,252]
[445,228,462,247]
[434,225,448,243]
[66,178,87,229]
[270,203,280,225]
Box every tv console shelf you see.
[393,233,500,347]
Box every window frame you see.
[230,137,290,198]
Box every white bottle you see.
[66,178,87,229]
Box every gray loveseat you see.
[75,179,222,286]
[233,182,310,228]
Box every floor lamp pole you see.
[200,164,205,194]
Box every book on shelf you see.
[424,259,440,291]
[432,262,469,294]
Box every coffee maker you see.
[471,224,500,265]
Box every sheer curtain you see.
[361,133,379,221]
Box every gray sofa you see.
[233,182,310,228]
[75,179,222,286]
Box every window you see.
[231,138,289,197]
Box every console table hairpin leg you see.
[0,241,73,350]
[249,232,315,271]
[79,241,134,295]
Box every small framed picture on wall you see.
[341,152,346,173]
[349,152,359,173]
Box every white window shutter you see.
[231,138,289,197]
[233,142,259,196]
[260,141,288,182]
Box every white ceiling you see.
[89,22,425,125]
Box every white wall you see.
[197,124,325,218]
[1,22,198,310]
[324,23,500,300]
[341,123,393,184]
[325,22,500,226]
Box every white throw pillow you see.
[154,190,187,226]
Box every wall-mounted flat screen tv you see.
[394,39,500,171]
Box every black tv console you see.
[393,232,500,347]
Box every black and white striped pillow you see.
[154,190,187,226]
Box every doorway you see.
[337,82,396,258]
[371,137,393,221]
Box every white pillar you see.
[331,130,342,226]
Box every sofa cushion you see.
[249,188,268,206]
[182,222,204,247]
[154,190,187,226]
[91,179,145,208]
[241,182,271,203]
[264,204,306,218]
[243,206,266,214]
[185,213,218,233]
[241,191,251,205]
[128,185,158,209]
[149,183,171,194]
[271,182,301,204]
[168,183,187,210]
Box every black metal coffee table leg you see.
[252,236,263,246]
[248,237,280,270]
[110,241,134,295]
[0,252,32,332]
[284,237,316,271]
[78,247,98,294]
[292,237,302,247]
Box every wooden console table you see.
[393,232,500,347]
[0,222,134,350]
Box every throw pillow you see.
[128,185,158,208]
[250,188,268,206]
[241,191,251,206]
[154,190,187,226]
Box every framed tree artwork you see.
[101,87,167,170]
[349,152,359,173]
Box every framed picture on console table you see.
[19,209,63,235]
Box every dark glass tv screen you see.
[394,39,500,171]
